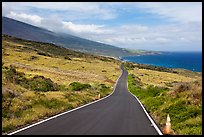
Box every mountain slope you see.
[2,16,135,58]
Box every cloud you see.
[120,25,148,33]
[2,2,117,21]
[62,22,113,34]
[2,3,10,16]
[155,37,170,43]
[7,12,42,25]
[2,2,202,51]
[88,23,201,51]
[135,2,202,23]
[40,15,64,32]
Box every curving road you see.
[11,64,162,135]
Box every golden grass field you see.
[3,40,120,87]
[2,35,121,134]
[129,68,200,88]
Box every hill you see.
[2,34,122,134]
[2,16,142,58]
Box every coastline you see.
[119,52,202,73]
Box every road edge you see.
[126,77,163,135]
[8,66,123,135]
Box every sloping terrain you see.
[2,17,138,58]
[2,35,121,134]
[124,62,202,135]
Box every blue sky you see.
[2,2,202,52]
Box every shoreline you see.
[121,59,202,73]
[119,53,202,73]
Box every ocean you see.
[121,52,202,72]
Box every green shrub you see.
[5,65,17,83]
[144,96,165,111]
[4,66,63,92]
[146,85,165,97]
[58,85,69,91]
[28,75,59,92]
[123,62,135,70]
[37,52,51,57]
[69,82,91,91]
[98,84,110,92]
[41,98,64,109]
[4,65,28,85]
[129,74,142,87]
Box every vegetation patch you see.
[69,82,91,91]
[4,65,61,92]
[127,72,202,135]
[98,84,110,92]
[28,56,38,61]
[124,61,177,73]
[37,52,51,57]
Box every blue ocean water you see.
[121,52,202,72]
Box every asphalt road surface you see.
[12,64,162,135]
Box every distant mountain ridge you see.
[2,16,136,58]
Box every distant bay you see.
[121,52,202,72]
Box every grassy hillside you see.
[2,34,121,134]
[124,62,202,135]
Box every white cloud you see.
[62,21,113,35]
[40,15,64,32]
[7,12,43,26]
[120,25,148,33]
[2,2,117,21]
[88,23,201,51]
[2,2,202,51]
[155,37,170,43]
[135,2,202,23]
[2,3,10,16]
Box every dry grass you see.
[129,68,198,88]
[3,42,120,87]
[2,35,121,134]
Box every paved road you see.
[12,64,161,135]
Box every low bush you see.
[4,66,61,92]
[33,98,65,109]
[174,83,191,93]
[98,84,110,92]
[123,62,135,70]
[37,52,51,57]
[28,75,59,92]
[69,82,91,91]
